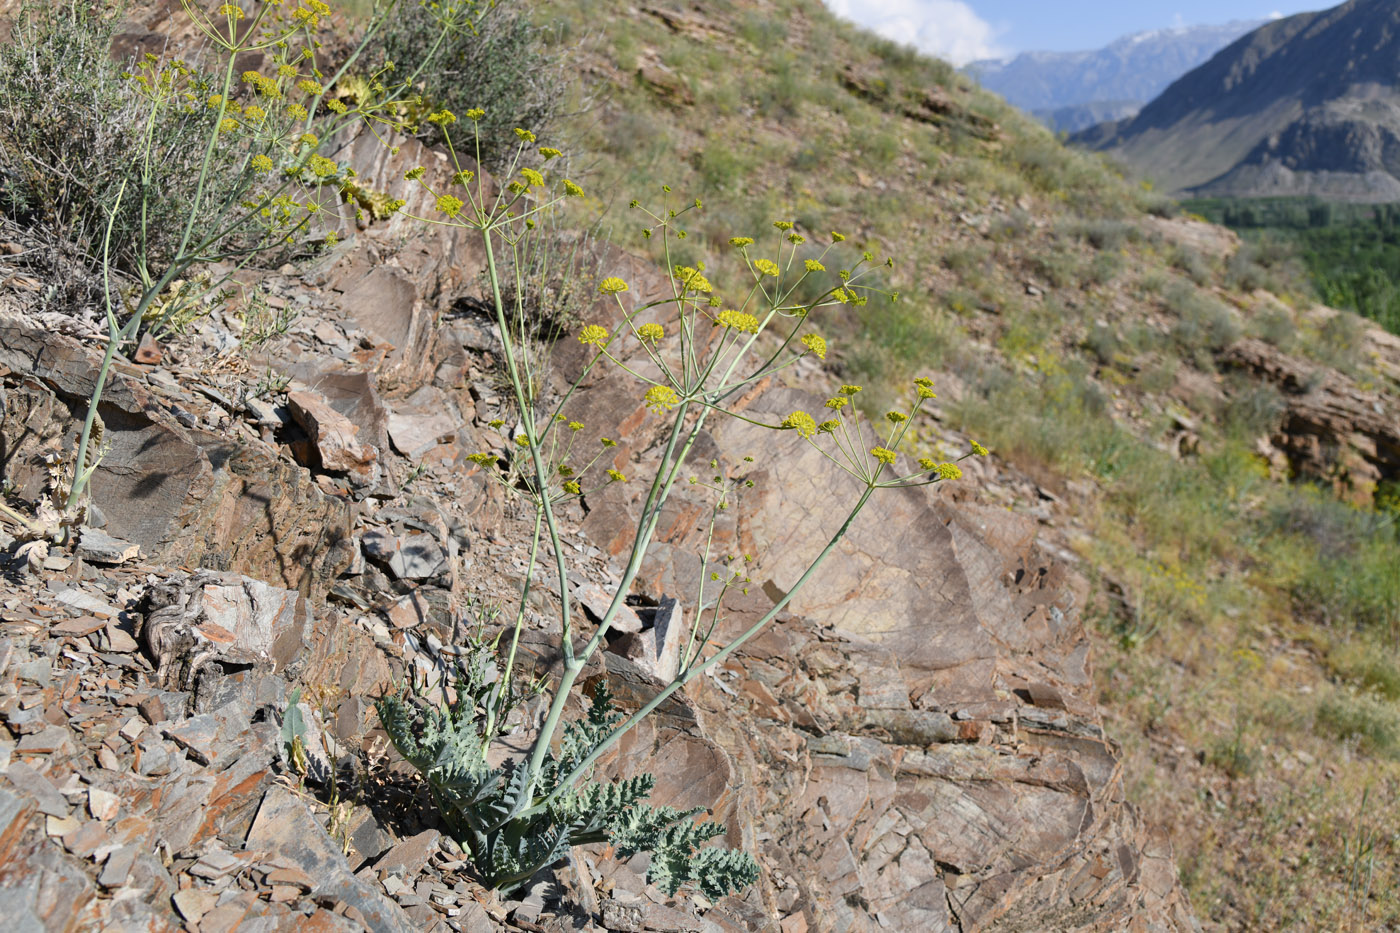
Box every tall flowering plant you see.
[377,112,987,897]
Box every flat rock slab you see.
[76,528,140,565]
[375,828,440,877]
[361,529,447,581]
[246,786,417,933]
[387,386,461,460]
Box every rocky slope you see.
[1077,0,1400,199]
[966,20,1262,133]
[0,22,1202,933]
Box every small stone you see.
[3,761,69,817]
[376,829,440,878]
[362,530,446,581]
[165,714,223,766]
[134,332,163,365]
[385,592,431,629]
[46,814,80,837]
[41,554,72,572]
[1025,681,1068,711]
[266,866,315,890]
[51,587,119,618]
[4,704,45,735]
[136,736,174,777]
[119,718,145,742]
[76,528,141,565]
[136,695,168,725]
[61,817,108,857]
[88,787,120,821]
[189,850,242,879]
[17,726,73,757]
[14,658,51,686]
[243,396,285,427]
[50,617,107,637]
[97,747,121,771]
[780,912,809,933]
[98,844,138,887]
[104,623,139,653]
[574,581,642,634]
[350,814,395,862]
[173,887,219,923]
[197,900,251,933]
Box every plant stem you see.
[532,484,876,812]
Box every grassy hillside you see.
[521,1,1400,928]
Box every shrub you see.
[0,4,240,315]
[1167,283,1241,352]
[372,0,564,168]
[1314,692,1400,757]
[0,0,469,533]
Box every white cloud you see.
[824,0,1006,66]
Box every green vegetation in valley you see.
[1185,195,1400,334]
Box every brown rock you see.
[375,828,440,877]
[0,787,35,863]
[87,787,120,821]
[141,571,311,690]
[287,389,378,476]
[133,332,162,365]
[172,888,218,923]
[387,385,461,459]
[1221,336,1400,502]
[0,313,352,595]
[246,786,418,933]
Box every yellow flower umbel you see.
[800,334,827,360]
[644,386,681,414]
[598,277,629,295]
[637,323,665,342]
[579,325,609,347]
[780,411,817,438]
[674,265,712,294]
[716,309,759,333]
[436,194,464,218]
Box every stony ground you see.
[0,118,1204,932]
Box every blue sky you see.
[824,1,1326,63]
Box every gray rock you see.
[76,528,140,564]
[361,530,446,580]
[375,829,440,877]
[2,762,68,817]
[246,786,418,933]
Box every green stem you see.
[532,484,876,812]
[491,503,544,740]
[66,179,129,518]
[174,52,238,261]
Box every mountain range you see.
[1077,0,1400,201]
[967,20,1264,132]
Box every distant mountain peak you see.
[966,19,1265,132]
[1077,0,1400,202]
